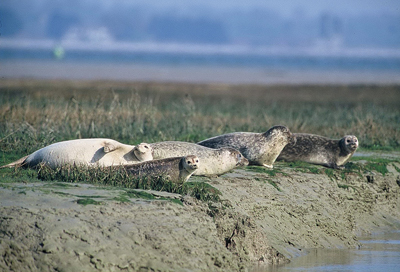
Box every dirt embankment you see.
[1,161,400,272]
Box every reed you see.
[1,80,399,160]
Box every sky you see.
[2,0,399,49]
[129,0,400,17]
[5,0,400,17]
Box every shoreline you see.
[1,60,400,85]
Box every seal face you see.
[149,141,248,176]
[277,133,359,169]
[123,155,199,184]
[1,139,153,169]
[132,143,153,162]
[198,125,294,168]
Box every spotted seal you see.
[197,125,295,168]
[0,139,153,169]
[122,155,199,184]
[277,134,359,169]
[149,141,248,176]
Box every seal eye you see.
[187,161,191,164]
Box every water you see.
[1,47,400,84]
[259,231,400,272]
[2,48,400,71]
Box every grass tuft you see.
[34,165,220,203]
[267,179,282,192]
[284,161,321,174]
[365,162,389,176]
[77,198,101,206]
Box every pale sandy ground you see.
[1,154,399,272]
[1,60,400,85]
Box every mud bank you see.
[1,159,400,271]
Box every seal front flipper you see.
[262,163,273,169]
[103,141,118,153]
[325,162,341,169]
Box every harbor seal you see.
[122,155,200,184]
[197,125,295,168]
[149,141,248,176]
[277,134,359,169]
[0,139,153,169]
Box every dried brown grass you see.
[1,79,399,158]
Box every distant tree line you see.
[1,4,399,48]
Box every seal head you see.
[340,135,359,154]
[132,143,153,162]
[229,148,249,167]
[180,155,200,181]
[336,135,359,166]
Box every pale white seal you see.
[0,139,153,169]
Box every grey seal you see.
[0,139,153,169]
[149,141,248,176]
[197,125,295,168]
[277,134,359,169]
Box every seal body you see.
[149,141,248,176]
[123,155,199,184]
[277,134,359,169]
[1,139,153,169]
[198,125,295,168]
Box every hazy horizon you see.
[2,0,399,49]
[1,0,399,84]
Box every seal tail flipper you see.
[0,155,29,169]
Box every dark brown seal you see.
[123,155,200,184]
[277,134,359,169]
[197,125,295,168]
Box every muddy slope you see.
[1,161,400,271]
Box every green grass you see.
[1,82,399,158]
[9,164,221,203]
[393,163,400,173]
[77,198,101,206]
[337,183,358,193]
[267,179,282,192]
[1,81,399,200]
[126,190,156,200]
[346,157,394,176]
[0,167,40,183]
[337,183,350,190]
[365,162,389,176]
[324,168,336,180]
[284,161,322,174]
[123,190,184,205]
[246,166,288,177]
[252,176,282,192]
[112,194,131,203]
